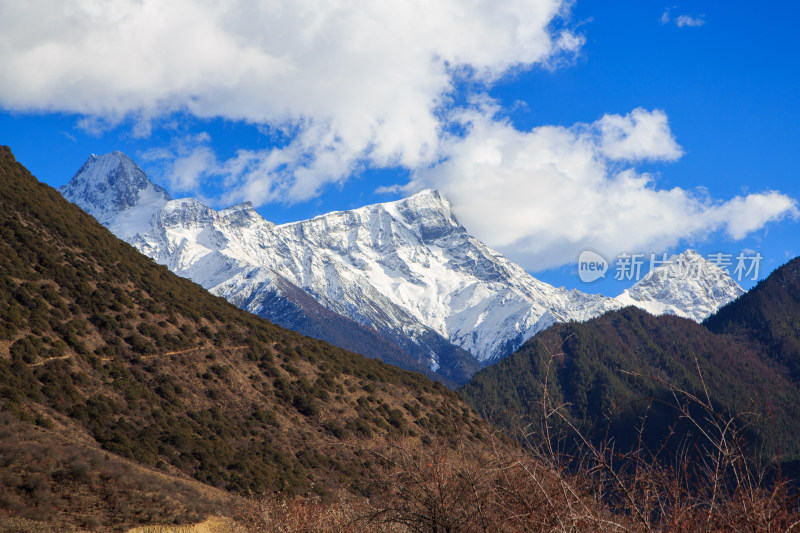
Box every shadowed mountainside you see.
[461,305,800,460]
[705,257,800,382]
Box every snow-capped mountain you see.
[617,250,745,321]
[60,152,744,378]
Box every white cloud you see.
[138,133,216,195]
[709,192,797,239]
[2,1,790,273]
[0,0,579,202]
[406,106,798,271]
[661,8,705,28]
[595,108,683,161]
[675,14,705,28]
[166,146,217,193]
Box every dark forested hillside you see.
[461,306,800,459]
[0,146,486,530]
[705,257,800,382]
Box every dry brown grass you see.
[127,516,233,533]
[227,493,379,533]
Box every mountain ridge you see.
[60,152,744,378]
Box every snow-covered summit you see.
[60,152,171,239]
[616,250,744,321]
[60,151,171,223]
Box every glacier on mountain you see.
[60,152,745,375]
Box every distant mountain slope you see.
[705,257,800,381]
[461,305,800,459]
[60,153,743,378]
[230,268,444,380]
[0,146,487,529]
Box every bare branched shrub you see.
[516,350,800,532]
[368,436,499,532]
[363,424,628,532]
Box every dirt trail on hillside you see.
[29,345,250,366]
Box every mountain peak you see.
[406,188,442,201]
[290,188,462,244]
[617,249,744,321]
[395,188,448,210]
[219,201,255,214]
[219,201,275,231]
[637,250,732,283]
[384,189,462,242]
[60,151,171,224]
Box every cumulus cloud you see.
[0,0,579,202]
[406,106,797,271]
[594,108,683,161]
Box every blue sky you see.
[1,1,798,294]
